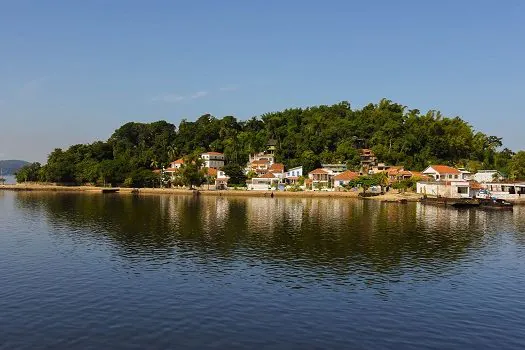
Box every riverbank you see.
[0,183,420,200]
[4,183,524,204]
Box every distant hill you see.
[0,160,30,175]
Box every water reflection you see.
[13,192,524,284]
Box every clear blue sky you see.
[1,0,524,162]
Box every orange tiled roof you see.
[429,165,461,174]
[251,159,270,165]
[333,170,359,181]
[203,151,223,156]
[164,167,179,172]
[172,158,184,164]
[259,172,276,179]
[309,168,329,175]
[269,163,285,173]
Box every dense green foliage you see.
[15,162,42,182]
[222,164,247,186]
[27,99,523,187]
[0,160,29,175]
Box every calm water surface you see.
[1,192,525,349]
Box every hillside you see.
[17,99,525,186]
[0,160,29,175]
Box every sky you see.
[1,0,524,163]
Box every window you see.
[454,175,458,179]
[457,187,468,194]
[448,174,453,179]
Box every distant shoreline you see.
[0,183,422,201]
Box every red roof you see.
[202,151,223,156]
[172,158,184,164]
[429,165,461,174]
[269,163,285,173]
[309,168,329,175]
[164,167,179,172]
[333,170,359,181]
[251,159,270,165]
[259,172,276,179]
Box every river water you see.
[1,192,524,349]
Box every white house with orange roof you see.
[268,163,285,178]
[201,151,225,169]
[418,165,474,198]
[422,165,463,181]
[248,172,280,190]
[333,170,359,188]
[308,168,335,189]
[248,159,272,174]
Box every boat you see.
[420,196,480,208]
[478,198,513,210]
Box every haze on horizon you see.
[1,0,524,163]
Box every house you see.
[371,163,393,174]
[201,152,225,169]
[286,166,303,178]
[285,166,303,184]
[163,158,185,180]
[248,159,272,174]
[249,172,280,190]
[266,139,278,155]
[168,158,184,169]
[473,170,505,183]
[484,182,525,199]
[416,180,474,198]
[268,163,285,178]
[333,170,359,188]
[321,163,347,173]
[215,169,229,190]
[308,168,335,189]
[359,149,377,174]
[422,165,463,181]
[248,152,275,165]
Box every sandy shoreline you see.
[0,183,424,201]
[5,183,524,204]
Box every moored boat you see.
[478,198,513,210]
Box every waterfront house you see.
[333,170,359,188]
[249,172,280,190]
[473,170,505,183]
[285,166,303,185]
[200,152,225,169]
[268,163,285,179]
[285,166,303,178]
[308,168,335,189]
[215,169,229,190]
[484,182,525,199]
[416,180,473,198]
[422,165,462,181]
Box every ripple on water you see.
[1,193,525,349]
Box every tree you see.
[15,162,42,183]
[223,164,246,186]
[178,154,205,189]
[349,175,379,194]
[508,151,525,180]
